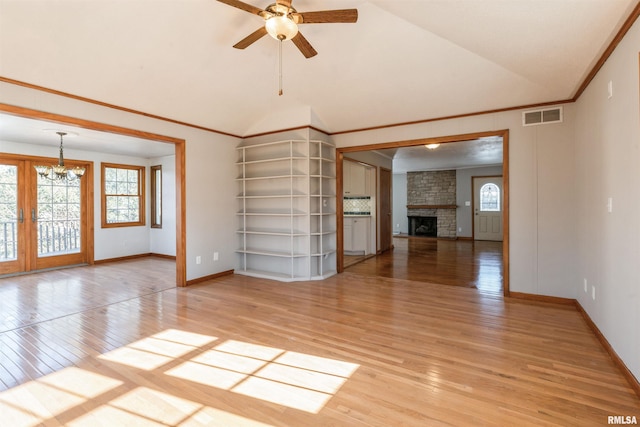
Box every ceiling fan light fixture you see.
[265,15,298,40]
[425,143,440,150]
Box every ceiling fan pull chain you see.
[278,38,283,96]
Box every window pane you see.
[480,183,500,212]
[0,165,18,261]
[151,165,162,228]
[37,174,81,257]
[102,163,145,227]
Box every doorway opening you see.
[0,104,187,287]
[336,129,510,296]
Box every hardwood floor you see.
[0,253,638,426]
[347,237,504,295]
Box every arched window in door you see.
[480,183,500,211]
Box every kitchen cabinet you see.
[343,216,369,255]
[343,160,366,196]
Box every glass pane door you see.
[36,174,82,257]
[0,160,24,274]
[32,165,86,271]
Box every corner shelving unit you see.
[236,139,336,281]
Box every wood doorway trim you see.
[336,129,510,297]
[0,103,187,287]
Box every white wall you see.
[392,173,407,234]
[574,19,640,381]
[0,81,240,281]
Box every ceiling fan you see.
[217,0,358,58]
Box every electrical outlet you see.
[213,252,219,261]
[583,278,587,293]
[592,285,596,300]
[196,256,201,265]
[607,197,613,213]
[458,227,462,232]
[608,80,613,98]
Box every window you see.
[480,183,500,211]
[150,165,162,228]
[102,163,145,227]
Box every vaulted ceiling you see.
[1,0,637,139]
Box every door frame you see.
[0,103,187,287]
[379,166,392,253]
[336,129,510,296]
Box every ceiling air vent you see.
[522,107,563,126]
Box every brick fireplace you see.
[406,170,457,238]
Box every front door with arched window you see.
[473,176,503,241]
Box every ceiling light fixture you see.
[265,13,298,41]
[34,132,85,181]
[425,143,440,150]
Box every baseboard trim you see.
[186,269,234,286]
[94,253,176,264]
[508,291,575,305]
[574,300,640,399]
[94,253,153,264]
[510,291,640,399]
[150,253,177,260]
[457,236,473,241]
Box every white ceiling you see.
[0,0,637,163]
[376,136,504,173]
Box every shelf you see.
[237,228,306,236]
[237,140,304,149]
[235,269,308,282]
[237,193,306,199]
[237,248,307,258]
[310,174,336,179]
[237,172,306,181]
[311,231,336,236]
[237,209,306,216]
[237,139,336,282]
[237,156,307,165]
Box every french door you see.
[0,156,89,275]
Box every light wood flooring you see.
[0,246,638,426]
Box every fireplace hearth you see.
[408,216,437,237]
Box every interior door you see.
[0,156,89,275]
[473,176,503,241]
[379,167,392,253]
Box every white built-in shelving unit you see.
[236,139,336,281]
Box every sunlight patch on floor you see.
[0,367,122,427]
[0,328,359,425]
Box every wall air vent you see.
[522,107,563,126]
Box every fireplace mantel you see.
[407,204,457,209]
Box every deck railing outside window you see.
[0,220,81,261]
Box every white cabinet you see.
[236,140,336,281]
[343,160,366,196]
[343,216,369,255]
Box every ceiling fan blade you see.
[233,26,268,49]
[217,0,263,16]
[294,9,358,24]
[291,32,317,58]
